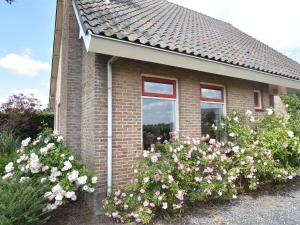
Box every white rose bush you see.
[1,128,97,213]
[104,109,300,224]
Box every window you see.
[200,84,225,139]
[254,90,262,109]
[142,76,178,149]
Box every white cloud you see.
[168,0,300,63]
[0,52,50,77]
[10,88,48,108]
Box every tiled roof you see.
[74,0,300,80]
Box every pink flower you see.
[140,189,145,194]
[168,175,174,183]
[204,167,214,173]
[209,139,216,145]
[155,191,160,196]
[143,200,149,207]
[124,204,128,210]
[176,190,184,201]
[162,184,168,189]
[115,190,121,196]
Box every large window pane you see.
[201,102,224,138]
[201,88,222,100]
[143,98,176,149]
[144,81,174,95]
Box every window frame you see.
[200,84,225,103]
[254,90,262,109]
[142,76,177,99]
[141,75,179,149]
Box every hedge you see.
[0,112,54,139]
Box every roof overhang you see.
[85,34,300,90]
[49,0,64,108]
[50,1,300,108]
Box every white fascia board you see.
[87,35,300,90]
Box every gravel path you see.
[47,178,300,225]
[155,179,300,225]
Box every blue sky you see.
[0,0,56,107]
[0,0,299,108]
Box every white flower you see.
[232,146,239,153]
[52,184,62,194]
[151,154,158,163]
[143,177,150,183]
[57,136,64,142]
[20,154,28,161]
[21,137,31,147]
[233,116,239,122]
[33,140,39,146]
[266,108,273,115]
[68,170,79,182]
[65,191,75,199]
[29,153,42,174]
[62,161,72,171]
[229,132,236,137]
[77,175,88,185]
[195,177,202,182]
[40,147,48,155]
[49,167,62,182]
[44,138,49,144]
[91,176,97,184]
[168,175,174,183]
[44,192,52,199]
[5,162,14,173]
[83,185,89,191]
[245,110,252,116]
[143,151,149,158]
[209,139,216,145]
[162,202,168,209]
[68,155,74,161]
[55,193,64,201]
[250,116,255,122]
[232,194,237,199]
[41,178,47,183]
[20,177,29,183]
[287,131,294,138]
[42,165,49,172]
[2,173,13,180]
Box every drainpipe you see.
[107,56,118,194]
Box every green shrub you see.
[0,132,20,155]
[1,128,97,212]
[0,179,48,225]
[104,109,300,224]
[0,112,54,140]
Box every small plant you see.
[0,132,20,155]
[0,179,48,225]
[1,129,98,213]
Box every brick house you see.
[49,0,300,214]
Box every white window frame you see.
[141,74,179,148]
[254,89,262,110]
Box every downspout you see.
[107,56,118,194]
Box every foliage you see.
[0,179,48,225]
[0,112,54,140]
[0,132,20,155]
[104,109,300,224]
[1,129,98,213]
[1,94,41,113]
[0,133,19,177]
[282,93,300,136]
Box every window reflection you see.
[201,102,224,139]
[143,98,176,149]
[201,88,222,99]
[144,81,174,95]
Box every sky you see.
[0,0,299,108]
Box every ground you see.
[46,178,300,225]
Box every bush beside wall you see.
[0,112,54,140]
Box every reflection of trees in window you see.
[143,123,173,150]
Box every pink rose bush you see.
[1,129,97,212]
[104,109,300,224]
